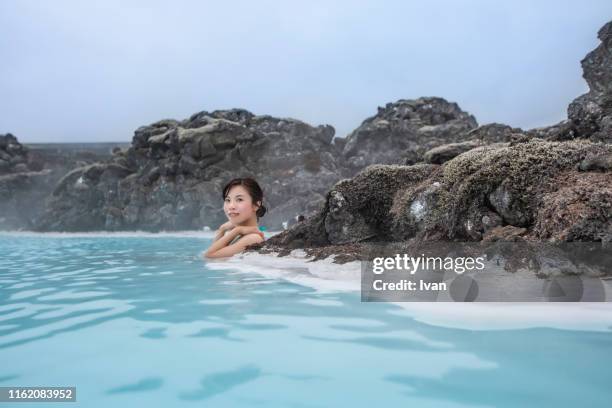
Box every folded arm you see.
[203,227,264,259]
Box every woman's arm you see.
[212,221,235,242]
[203,226,264,259]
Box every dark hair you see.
[222,178,267,218]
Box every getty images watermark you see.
[361,242,612,302]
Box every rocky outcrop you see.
[340,97,478,171]
[533,170,612,242]
[265,139,612,250]
[467,123,525,143]
[422,123,532,164]
[35,110,342,231]
[426,139,611,241]
[0,135,119,230]
[0,134,35,174]
[567,21,612,143]
[578,152,612,171]
[423,140,482,164]
[526,120,575,140]
[0,169,54,229]
[1,134,52,229]
[323,164,438,244]
[265,20,612,254]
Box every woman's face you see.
[224,185,260,225]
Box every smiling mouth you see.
[228,213,239,217]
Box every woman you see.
[203,178,266,259]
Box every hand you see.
[237,226,264,239]
[218,221,235,232]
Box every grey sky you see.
[1,0,610,143]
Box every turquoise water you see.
[1,234,611,407]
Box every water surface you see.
[1,233,611,407]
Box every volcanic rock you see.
[341,97,477,172]
[35,110,342,231]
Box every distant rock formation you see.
[0,134,48,229]
[0,133,35,174]
[34,110,342,231]
[341,97,478,171]
[0,135,117,230]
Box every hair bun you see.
[256,205,267,218]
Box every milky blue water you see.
[1,234,612,407]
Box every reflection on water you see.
[0,234,611,407]
[179,365,262,401]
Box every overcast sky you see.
[1,1,610,143]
